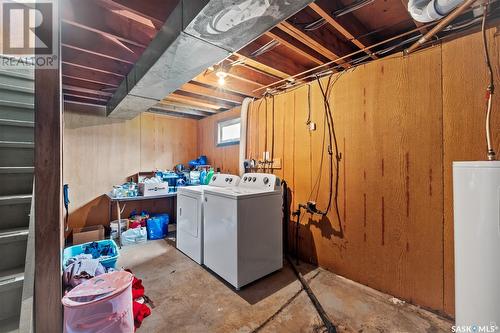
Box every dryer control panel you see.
[209,174,241,187]
[239,173,280,190]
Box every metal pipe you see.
[482,4,496,160]
[404,0,477,54]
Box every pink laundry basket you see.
[62,271,134,333]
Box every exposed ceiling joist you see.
[265,29,325,65]
[62,63,123,87]
[193,72,260,98]
[178,82,245,104]
[167,93,232,111]
[277,21,349,68]
[150,104,212,119]
[160,100,218,114]
[232,54,290,79]
[62,21,144,64]
[308,3,378,59]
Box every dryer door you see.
[177,194,199,237]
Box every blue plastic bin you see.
[147,214,169,240]
[63,239,119,269]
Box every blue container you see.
[147,214,169,240]
[63,239,119,269]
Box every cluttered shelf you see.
[105,192,177,202]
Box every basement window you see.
[217,117,240,146]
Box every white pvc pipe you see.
[408,0,464,22]
[239,98,253,176]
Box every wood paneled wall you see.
[63,108,198,229]
[197,107,241,175]
[199,28,500,317]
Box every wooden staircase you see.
[0,66,34,332]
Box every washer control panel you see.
[239,173,280,190]
[209,174,240,187]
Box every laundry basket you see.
[62,271,134,333]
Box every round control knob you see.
[225,178,229,182]
[252,177,257,182]
[229,178,233,182]
[243,177,247,181]
[263,177,269,185]
[212,176,217,181]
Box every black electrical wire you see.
[316,75,343,226]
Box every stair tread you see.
[0,99,34,109]
[0,167,34,174]
[0,228,29,244]
[0,141,34,148]
[0,267,24,284]
[0,194,32,206]
[0,315,20,333]
[0,119,34,127]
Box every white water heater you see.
[453,161,500,327]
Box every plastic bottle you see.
[206,168,214,184]
[200,169,207,185]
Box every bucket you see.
[62,271,134,333]
[110,219,128,241]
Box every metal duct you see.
[107,0,315,119]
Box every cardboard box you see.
[139,181,169,197]
[73,225,105,245]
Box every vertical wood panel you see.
[442,28,500,316]
[64,110,198,228]
[195,27,499,317]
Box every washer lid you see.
[453,161,500,168]
[204,186,282,200]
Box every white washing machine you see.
[176,174,240,264]
[203,173,283,289]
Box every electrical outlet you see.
[271,158,282,169]
[309,122,316,131]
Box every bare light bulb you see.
[216,70,228,86]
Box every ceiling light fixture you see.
[216,70,228,86]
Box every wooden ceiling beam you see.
[277,21,349,68]
[96,0,164,29]
[62,0,157,48]
[62,21,143,64]
[178,82,245,104]
[174,90,239,110]
[159,100,218,114]
[166,93,233,111]
[237,36,315,76]
[193,71,260,98]
[65,95,108,106]
[308,3,378,59]
[62,85,113,98]
[97,0,177,28]
[264,29,325,65]
[62,75,118,93]
[62,62,123,87]
[231,54,290,79]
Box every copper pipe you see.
[404,0,478,54]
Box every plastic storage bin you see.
[62,271,134,333]
[63,239,119,269]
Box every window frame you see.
[216,117,241,147]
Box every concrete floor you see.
[117,240,452,333]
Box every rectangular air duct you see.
[107,0,315,119]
